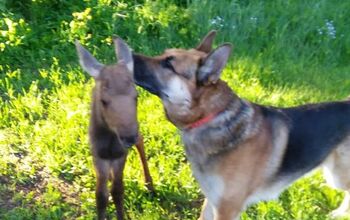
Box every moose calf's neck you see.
[89,85,127,160]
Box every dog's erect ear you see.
[75,40,104,79]
[197,43,232,85]
[196,30,217,53]
[113,37,133,73]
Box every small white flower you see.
[210,16,224,28]
[318,28,323,35]
[325,19,336,39]
[250,16,258,23]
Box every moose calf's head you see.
[76,39,138,148]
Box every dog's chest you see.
[182,132,199,159]
[191,163,225,207]
[182,131,225,206]
[182,129,215,163]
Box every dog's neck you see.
[165,80,239,129]
[185,112,219,130]
[177,80,262,165]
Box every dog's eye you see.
[165,56,174,66]
[162,56,175,71]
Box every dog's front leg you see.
[215,199,243,220]
[199,198,242,220]
[199,198,214,220]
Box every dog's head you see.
[76,38,139,148]
[133,31,232,127]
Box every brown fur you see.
[215,120,272,219]
[134,34,275,218]
[132,31,350,219]
[76,40,154,220]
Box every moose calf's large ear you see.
[196,30,217,53]
[75,40,104,79]
[113,37,133,73]
[197,43,232,85]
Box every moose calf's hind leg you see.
[136,135,154,192]
[111,155,127,220]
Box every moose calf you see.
[76,38,154,220]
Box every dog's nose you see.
[121,135,138,148]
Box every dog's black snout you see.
[132,53,163,97]
[121,135,138,148]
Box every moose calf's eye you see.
[101,99,109,107]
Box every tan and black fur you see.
[132,31,350,219]
[76,39,153,220]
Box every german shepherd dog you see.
[132,31,350,219]
[76,39,153,220]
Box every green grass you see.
[1,0,350,219]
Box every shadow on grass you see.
[121,180,202,219]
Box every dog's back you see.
[255,101,350,188]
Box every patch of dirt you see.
[0,175,17,210]
[0,156,83,217]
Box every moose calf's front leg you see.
[111,155,127,220]
[95,159,110,220]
